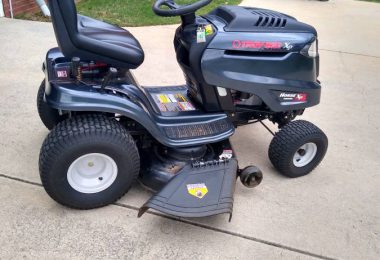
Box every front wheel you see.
[268,120,328,178]
[39,114,140,209]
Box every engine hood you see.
[204,6,317,53]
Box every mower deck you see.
[139,158,237,219]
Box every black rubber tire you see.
[240,166,263,188]
[39,114,140,209]
[268,120,328,178]
[37,80,62,130]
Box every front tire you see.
[39,114,140,209]
[268,120,328,178]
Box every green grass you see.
[15,11,51,22]
[76,0,242,27]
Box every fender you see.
[43,47,234,147]
[45,81,235,147]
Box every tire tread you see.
[268,120,328,178]
[39,114,140,209]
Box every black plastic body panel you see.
[173,6,321,113]
[44,48,234,148]
[174,16,235,112]
[201,49,321,112]
[200,9,321,112]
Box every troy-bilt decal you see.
[279,93,308,102]
[187,183,208,199]
[283,42,294,51]
[232,40,293,50]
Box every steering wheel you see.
[153,0,212,17]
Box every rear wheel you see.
[37,80,62,130]
[268,120,328,178]
[39,114,140,209]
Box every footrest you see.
[143,85,234,146]
[138,159,238,220]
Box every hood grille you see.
[251,10,287,28]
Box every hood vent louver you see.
[251,10,287,28]
[207,6,317,34]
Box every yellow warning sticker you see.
[158,94,170,103]
[176,93,187,102]
[187,183,208,199]
[154,93,196,112]
[205,24,214,36]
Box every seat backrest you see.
[47,0,144,68]
[47,0,79,57]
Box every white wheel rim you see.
[293,143,318,168]
[67,153,118,193]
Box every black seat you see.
[48,0,144,69]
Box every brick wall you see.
[2,0,40,18]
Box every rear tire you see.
[268,120,328,178]
[37,80,62,130]
[39,114,140,209]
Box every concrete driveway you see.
[0,0,379,259]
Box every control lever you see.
[71,57,81,80]
[101,67,118,91]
